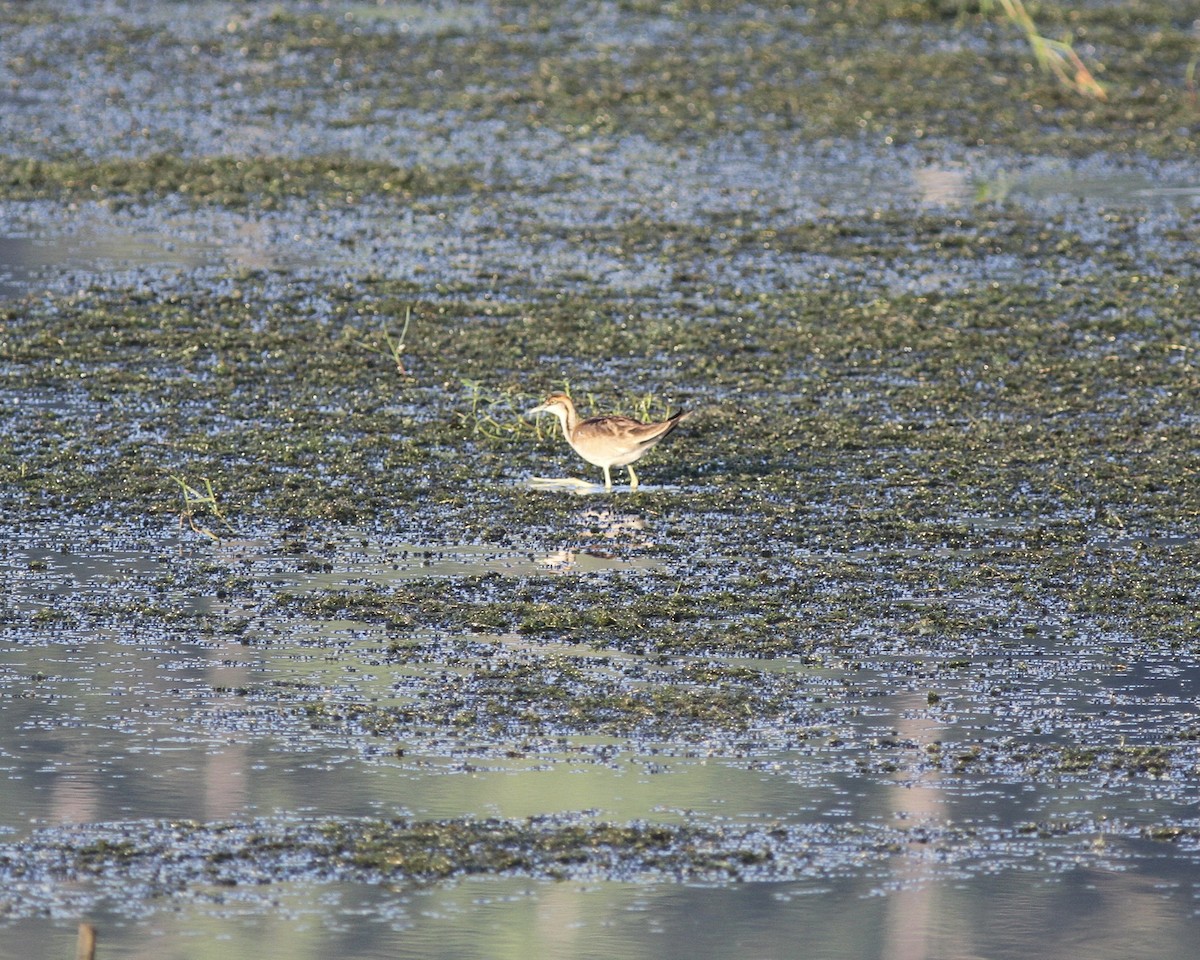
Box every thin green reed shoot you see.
[350,305,414,376]
[170,475,233,541]
[980,0,1106,100]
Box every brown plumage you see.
[528,392,692,490]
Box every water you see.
[3,520,1200,958]
[1,869,1196,960]
[0,158,1195,303]
[0,230,214,300]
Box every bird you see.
[528,392,692,490]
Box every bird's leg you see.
[603,465,613,490]
[627,465,639,490]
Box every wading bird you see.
[528,392,692,490]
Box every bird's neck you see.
[558,403,579,435]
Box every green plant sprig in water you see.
[350,305,414,376]
[981,0,1106,100]
[458,380,544,441]
[170,475,234,541]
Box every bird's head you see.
[528,393,574,418]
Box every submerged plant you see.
[982,0,1107,100]
[169,475,233,541]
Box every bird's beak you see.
[527,403,550,416]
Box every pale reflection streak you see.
[47,751,103,827]
[539,507,650,573]
[36,638,256,827]
[913,168,972,207]
[881,693,948,960]
[201,645,254,821]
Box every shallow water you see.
[3,523,1200,957]
[0,158,1195,304]
[0,230,214,300]
[1,861,1198,960]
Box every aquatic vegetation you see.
[0,156,485,208]
[169,474,232,541]
[981,0,1107,100]
[350,305,415,377]
[574,386,682,427]
[457,379,545,442]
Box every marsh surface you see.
[1,1,1199,958]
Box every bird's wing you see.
[576,415,644,443]
[578,411,690,448]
